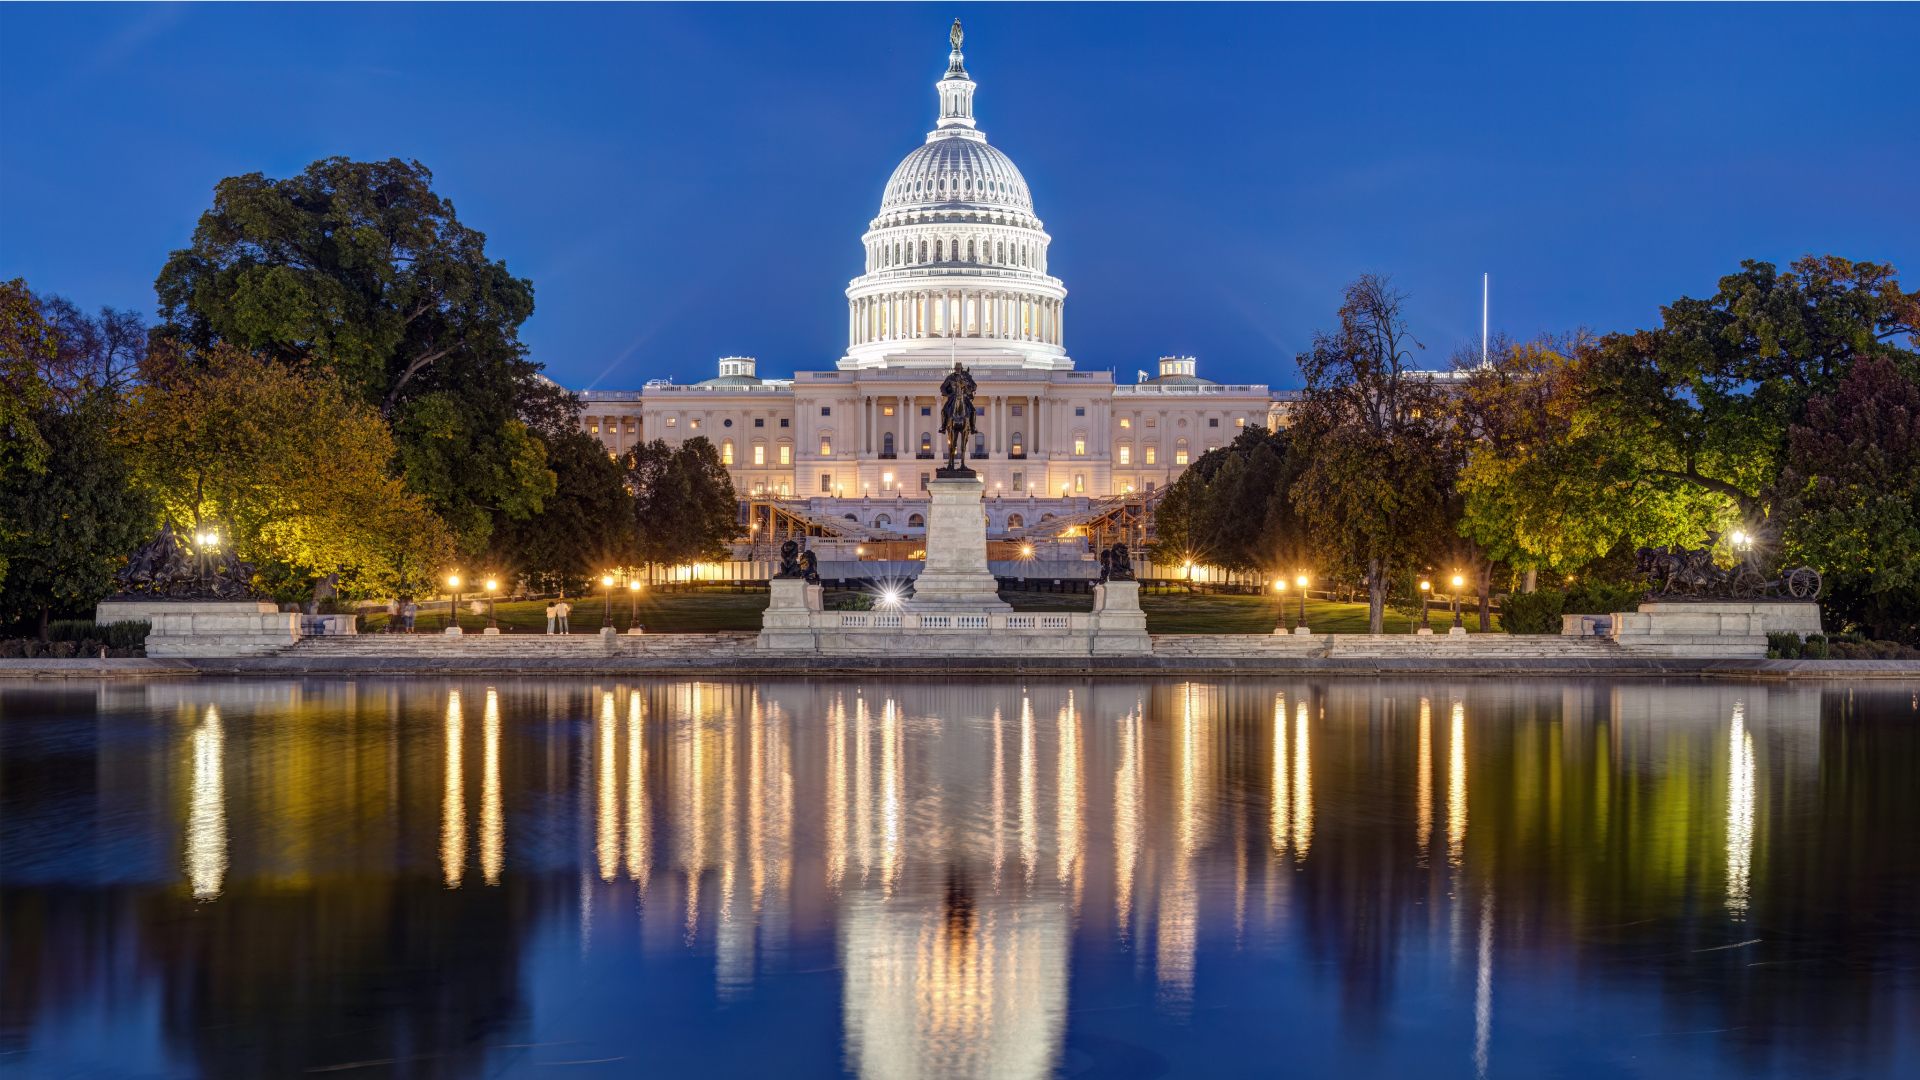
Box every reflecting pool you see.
[3,677,1917,1078]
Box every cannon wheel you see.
[1787,567,1822,599]
[1731,566,1768,599]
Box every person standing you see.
[402,597,418,633]
[554,598,572,635]
[545,602,556,635]
[386,597,399,633]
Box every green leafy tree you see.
[0,397,156,635]
[153,157,553,551]
[1583,256,1918,533]
[1149,425,1305,575]
[486,428,636,595]
[626,437,738,574]
[0,279,54,488]
[1290,275,1454,632]
[1778,356,1920,641]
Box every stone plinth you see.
[1607,601,1819,658]
[910,475,1010,613]
[1090,581,1151,655]
[757,578,824,651]
[98,598,277,626]
[145,603,300,657]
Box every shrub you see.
[1563,581,1642,615]
[1767,632,1802,658]
[1502,589,1565,635]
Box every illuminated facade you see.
[574,29,1290,525]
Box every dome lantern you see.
[937,19,976,131]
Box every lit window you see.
[1235,417,1246,427]
[721,440,734,465]
[820,437,832,455]
[1176,439,1189,466]
[1146,446,1157,465]
[883,405,895,416]
[1119,418,1130,429]
[588,419,600,434]
[1119,446,1130,465]
[779,445,791,465]
[754,445,766,465]
[882,471,894,491]
[691,418,701,429]
[1074,437,1086,456]
[1074,474,1085,493]
[666,417,676,427]
[1146,417,1156,428]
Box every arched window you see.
[882,432,895,456]
[1145,445,1157,465]
[754,443,767,466]
[820,436,832,455]
[1010,431,1023,456]
[721,439,734,465]
[1075,474,1085,493]
[844,514,858,521]
[875,514,892,527]
[1118,445,1130,466]
[936,240,944,262]
[1007,513,1024,529]
[967,240,976,262]
[920,431,933,453]
[973,433,985,457]
[907,513,925,528]
[997,240,1005,263]
[1175,438,1189,466]
[1040,513,1055,522]
[920,240,928,261]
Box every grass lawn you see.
[1000,589,1504,635]
[353,587,1503,636]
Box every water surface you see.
[3,677,1917,1078]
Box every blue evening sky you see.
[3,3,1915,392]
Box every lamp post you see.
[628,579,642,634]
[1274,579,1287,633]
[485,578,499,633]
[1450,573,1465,635]
[446,574,461,634]
[601,575,615,629]
[1419,580,1432,634]
[1295,573,1311,635]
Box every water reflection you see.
[3,678,1918,1079]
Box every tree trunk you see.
[1477,564,1493,632]
[38,606,49,641]
[1523,569,1537,593]
[1367,557,1385,634]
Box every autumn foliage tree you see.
[121,345,453,592]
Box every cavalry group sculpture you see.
[111,523,260,600]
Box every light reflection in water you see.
[1474,892,1495,1078]
[185,704,226,900]
[1056,692,1081,902]
[1417,697,1434,862]
[597,691,619,882]
[627,689,649,892]
[481,687,503,885]
[1271,693,1289,853]
[441,691,465,887]
[1726,700,1755,918]
[1291,699,1313,858]
[1448,700,1468,868]
[1019,695,1037,887]
[1114,701,1141,942]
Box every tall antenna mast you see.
[1481,272,1489,365]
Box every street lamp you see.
[1451,573,1465,634]
[1295,573,1311,635]
[628,579,642,634]
[1274,579,1287,633]
[447,574,461,634]
[1419,580,1432,634]
[485,578,498,633]
[601,575,615,628]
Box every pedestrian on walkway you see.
[554,598,572,635]
[386,597,399,633]
[545,602,556,635]
[402,597,418,632]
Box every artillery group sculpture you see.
[112,523,260,600]
[1635,530,1820,601]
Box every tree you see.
[0,279,54,487]
[1583,256,1918,532]
[1148,425,1306,575]
[486,428,636,595]
[153,157,553,551]
[1778,356,1920,641]
[626,437,738,573]
[0,397,156,634]
[121,344,453,592]
[1290,275,1454,633]
[1453,332,1725,579]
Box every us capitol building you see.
[574,24,1288,538]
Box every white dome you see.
[881,137,1033,214]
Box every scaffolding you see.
[1004,489,1164,556]
[741,498,881,560]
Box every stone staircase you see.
[1150,634,1652,660]
[282,632,758,660]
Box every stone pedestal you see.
[758,578,824,650]
[910,475,1011,613]
[1090,580,1151,654]
[144,602,300,657]
[97,598,277,626]
[1606,601,1816,658]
